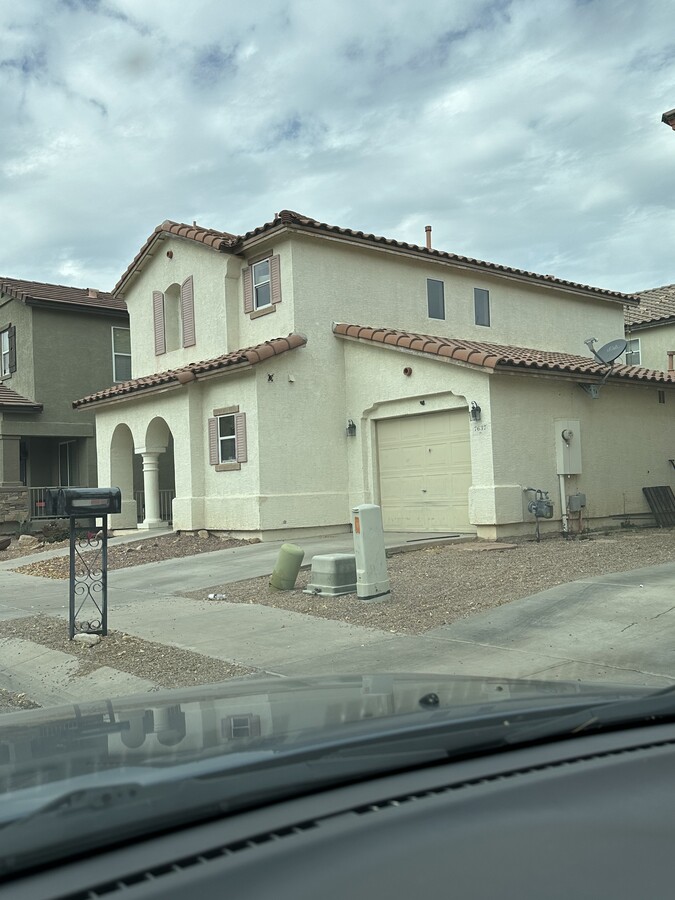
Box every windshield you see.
[1,0,675,880]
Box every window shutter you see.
[208,417,219,465]
[180,276,196,347]
[153,291,166,355]
[242,266,254,313]
[235,412,247,463]
[270,254,282,305]
[8,325,16,373]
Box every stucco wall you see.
[488,374,675,534]
[629,322,675,372]
[339,339,493,524]
[94,370,262,533]
[0,294,35,403]
[120,235,296,380]
[290,234,626,355]
[254,345,348,531]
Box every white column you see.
[139,451,162,529]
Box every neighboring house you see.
[624,284,675,373]
[74,211,675,541]
[0,278,129,531]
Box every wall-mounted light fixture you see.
[346,419,357,437]
[470,401,482,422]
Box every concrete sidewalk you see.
[2,531,675,708]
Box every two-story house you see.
[74,211,675,541]
[0,278,129,531]
[624,284,675,374]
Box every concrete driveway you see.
[2,531,675,707]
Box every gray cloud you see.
[1,0,674,293]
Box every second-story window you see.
[253,259,271,309]
[427,279,445,319]
[112,327,132,382]
[1,325,16,377]
[625,338,640,365]
[474,288,490,326]
[243,254,282,317]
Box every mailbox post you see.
[46,488,122,639]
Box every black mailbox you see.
[46,487,122,518]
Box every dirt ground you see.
[186,528,675,635]
[1,615,255,690]
[5,532,257,578]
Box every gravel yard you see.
[1,616,256,689]
[186,528,675,635]
[0,688,40,713]
[8,532,257,579]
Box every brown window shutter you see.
[270,254,282,305]
[208,417,219,465]
[8,325,16,373]
[235,412,247,463]
[180,276,196,347]
[153,291,166,355]
[242,266,254,313]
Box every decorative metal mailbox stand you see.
[46,488,122,639]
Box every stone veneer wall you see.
[0,487,29,532]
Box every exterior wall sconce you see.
[346,419,357,437]
[470,401,481,422]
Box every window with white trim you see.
[243,253,282,316]
[625,338,640,365]
[253,259,271,309]
[222,714,261,739]
[1,328,9,376]
[1,325,16,377]
[112,327,132,382]
[208,406,247,471]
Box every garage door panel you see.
[377,411,473,533]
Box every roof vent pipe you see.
[87,288,98,298]
[425,225,432,250]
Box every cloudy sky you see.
[1,0,675,294]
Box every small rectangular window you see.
[218,414,237,462]
[658,389,666,404]
[474,288,490,326]
[222,714,261,739]
[625,338,640,365]
[112,327,132,382]
[427,279,445,319]
[0,329,9,376]
[253,259,271,309]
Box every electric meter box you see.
[567,492,587,512]
[46,487,122,518]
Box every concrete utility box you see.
[351,504,391,601]
[304,553,357,597]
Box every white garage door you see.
[377,410,473,533]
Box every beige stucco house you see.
[75,211,675,540]
[624,284,675,374]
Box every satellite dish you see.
[584,337,628,365]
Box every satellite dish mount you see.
[582,336,628,391]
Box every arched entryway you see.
[109,423,140,529]
[137,417,176,529]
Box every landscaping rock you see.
[73,633,102,646]
[18,534,40,548]
[0,537,11,552]
[198,530,210,539]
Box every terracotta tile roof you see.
[0,383,42,412]
[333,324,675,385]
[73,333,307,408]
[113,220,240,294]
[626,284,675,327]
[113,211,639,305]
[0,277,127,314]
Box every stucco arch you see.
[109,423,138,528]
[138,416,176,529]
